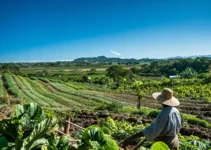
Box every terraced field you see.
[0,73,133,109]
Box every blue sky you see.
[0,0,211,62]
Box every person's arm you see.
[123,111,163,146]
[123,131,144,147]
[141,116,158,141]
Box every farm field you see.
[1,72,211,149]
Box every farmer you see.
[123,88,181,150]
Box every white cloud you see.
[111,49,121,56]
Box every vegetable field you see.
[0,73,211,149]
[1,73,123,109]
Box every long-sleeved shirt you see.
[142,107,181,141]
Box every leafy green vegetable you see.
[0,103,70,150]
[22,117,57,149]
[0,136,8,149]
[78,125,118,150]
[150,142,169,150]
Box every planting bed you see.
[67,110,211,140]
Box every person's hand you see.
[119,132,143,149]
[118,138,132,149]
[123,137,133,148]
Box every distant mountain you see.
[73,55,211,63]
[73,56,159,63]
[166,54,211,59]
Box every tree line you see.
[138,57,211,77]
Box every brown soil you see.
[68,110,211,140]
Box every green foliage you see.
[82,75,91,82]
[101,127,111,135]
[150,142,169,150]
[101,117,145,140]
[202,74,211,84]
[130,67,140,74]
[0,63,20,74]
[38,77,50,83]
[65,82,86,90]
[181,114,211,128]
[180,67,197,78]
[77,125,118,150]
[103,117,118,131]
[88,68,97,74]
[172,84,211,100]
[140,57,211,76]
[0,75,5,100]
[95,102,123,112]
[179,134,211,150]
[93,76,113,85]
[136,79,211,101]
[106,65,134,82]
[3,73,32,103]
[131,80,143,89]
[0,103,70,150]
[0,136,8,149]
[46,134,71,150]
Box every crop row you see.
[49,82,112,105]
[23,77,84,108]
[10,75,113,109]
[140,84,211,102]
[173,84,211,101]
[0,75,5,99]
[13,75,52,106]
[38,81,102,107]
[2,73,32,103]
[81,90,132,106]
[35,78,106,108]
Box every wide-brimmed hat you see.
[152,88,180,106]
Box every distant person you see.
[123,88,181,150]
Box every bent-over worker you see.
[123,88,181,150]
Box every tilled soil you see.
[82,90,211,121]
[69,110,211,139]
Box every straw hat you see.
[152,88,180,106]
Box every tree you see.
[106,65,134,81]
[0,63,20,74]
[130,67,139,74]
[106,65,125,80]
[180,67,197,78]
[131,80,145,109]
